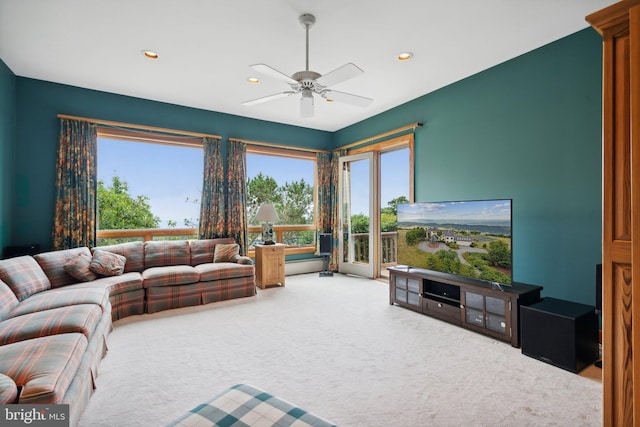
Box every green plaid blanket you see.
[166,384,338,427]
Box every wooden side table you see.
[255,244,285,289]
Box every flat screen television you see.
[397,199,512,284]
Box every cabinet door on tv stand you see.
[461,289,512,343]
[390,272,422,312]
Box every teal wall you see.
[335,29,603,305]
[3,28,603,305]
[13,79,332,250]
[0,58,16,253]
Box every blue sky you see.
[347,149,410,215]
[398,199,512,223]
[98,138,203,227]
[98,139,409,227]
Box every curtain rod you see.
[335,122,422,151]
[229,137,329,154]
[57,114,221,140]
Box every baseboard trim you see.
[284,258,324,275]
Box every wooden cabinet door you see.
[587,1,640,425]
[263,248,283,284]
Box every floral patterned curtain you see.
[198,137,225,239]
[316,151,332,253]
[227,140,248,255]
[52,119,98,250]
[328,149,347,271]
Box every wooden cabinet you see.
[587,1,640,424]
[390,272,421,311]
[389,267,542,347]
[255,244,285,289]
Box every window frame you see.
[245,144,318,256]
[95,127,204,243]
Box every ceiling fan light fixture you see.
[301,88,314,101]
[301,88,314,118]
[141,49,159,59]
[397,52,413,61]
[242,13,373,117]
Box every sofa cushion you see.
[0,304,102,346]
[67,272,143,296]
[195,263,255,282]
[0,279,19,321]
[92,241,144,273]
[142,265,200,288]
[144,240,191,268]
[34,247,92,288]
[0,256,51,301]
[89,250,126,276]
[9,287,110,318]
[213,243,240,263]
[63,252,97,282]
[0,334,87,404]
[189,238,235,266]
[0,373,18,404]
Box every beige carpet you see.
[78,273,602,426]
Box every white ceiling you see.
[0,0,615,132]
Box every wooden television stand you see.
[388,266,542,347]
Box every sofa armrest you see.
[236,256,253,266]
[0,373,18,404]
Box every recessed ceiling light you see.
[142,50,159,59]
[247,77,260,84]
[397,52,413,61]
[325,98,334,102]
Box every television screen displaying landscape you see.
[397,199,512,284]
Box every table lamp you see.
[255,203,280,245]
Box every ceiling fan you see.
[242,13,373,118]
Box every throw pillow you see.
[63,252,97,282]
[89,250,126,276]
[213,243,240,263]
[0,256,52,302]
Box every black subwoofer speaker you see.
[319,233,332,255]
[521,297,599,373]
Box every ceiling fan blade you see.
[315,63,364,88]
[300,92,314,118]
[323,90,373,108]
[242,91,295,106]
[250,64,298,85]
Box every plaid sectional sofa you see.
[0,237,255,426]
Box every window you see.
[96,128,203,244]
[245,146,317,251]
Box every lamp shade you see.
[254,203,280,223]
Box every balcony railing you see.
[96,228,198,243]
[96,227,397,263]
[347,231,398,267]
[96,224,317,256]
